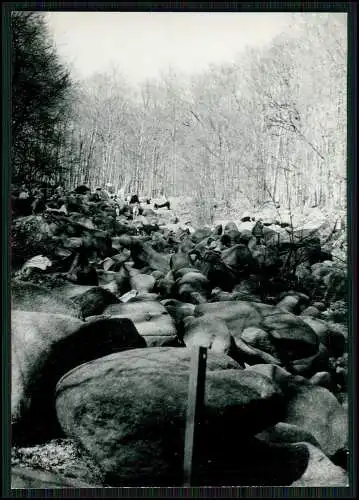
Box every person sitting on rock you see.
[55,185,65,198]
[111,195,120,216]
[74,185,91,195]
[132,202,140,219]
[252,219,265,245]
[116,187,125,202]
[31,187,48,214]
[129,194,140,205]
[13,185,33,216]
[18,184,30,200]
[95,187,110,202]
[154,192,170,210]
[105,183,115,195]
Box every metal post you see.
[183,346,207,487]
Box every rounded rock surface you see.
[55,347,284,486]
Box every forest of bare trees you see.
[12,12,347,223]
[62,14,346,210]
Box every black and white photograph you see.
[6,6,354,492]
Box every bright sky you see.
[45,12,295,84]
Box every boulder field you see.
[10,188,349,487]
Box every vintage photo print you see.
[4,4,356,496]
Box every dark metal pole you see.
[183,346,207,487]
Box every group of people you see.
[11,179,171,220]
[11,183,51,217]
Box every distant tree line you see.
[11,11,73,187]
[11,12,347,220]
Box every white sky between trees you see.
[46,12,298,84]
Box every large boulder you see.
[175,271,211,304]
[130,240,170,275]
[252,243,280,269]
[220,244,256,277]
[11,311,82,441]
[170,248,194,273]
[154,276,175,298]
[256,422,320,448]
[194,301,319,363]
[276,291,310,314]
[310,262,347,303]
[104,300,178,346]
[70,286,120,318]
[257,207,279,226]
[210,287,234,302]
[231,277,262,302]
[56,283,95,300]
[261,308,319,361]
[290,443,348,486]
[246,364,348,457]
[240,327,279,357]
[223,221,238,233]
[237,221,255,233]
[12,310,144,444]
[295,207,332,239]
[300,305,321,318]
[102,249,131,271]
[55,347,284,486]
[309,371,335,391]
[283,384,348,457]
[124,263,156,293]
[11,215,57,267]
[221,229,241,246]
[289,342,330,378]
[161,299,196,331]
[11,281,81,318]
[265,227,292,247]
[191,227,212,244]
[183,315,233,356]
[130,272,156,293]
[300,316,346,358]
[194,300,270,332]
